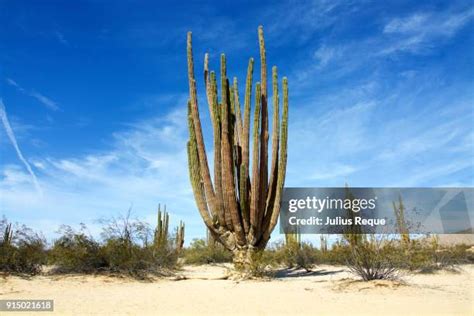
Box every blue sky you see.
[1,0,473,243]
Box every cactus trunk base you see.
[232,247,257,271]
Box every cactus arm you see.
[240,58,254,235]
[209,71,226,227]
[259,77,288,247]
[233,80,243,206]
[258,26,267,100]
[204,53,215,124]
[187,102,216,231]
[187,32,221,225]
[266,66,280,216]
[257,26,269,230]
[228,81,237,178]
[164,210,169,243]
[220,55,246,245]
[242,58,254,172]
[230,82,242,217]
[239,164,250,234]
[218,56,234,231]
[233,77,243,145]
[250,83,262,239]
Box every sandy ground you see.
[1,264,473,316]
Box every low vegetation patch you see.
[49,224,106,273]
[183,238,232,265]
[346,239,403,281]
[0,217,47,275]
[2,214,473,281]
[49,213,179,279]
[401,238,472,273]
[269,241,318,272]
[1,211,183,279]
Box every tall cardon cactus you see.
[186,26,289,269]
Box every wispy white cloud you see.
[381,9,474,55]
[285,5,474,94]
[309,164,358,181]
[265,0,358,45]
[314,44,342,68]
[0,99,42,195]
[6,78,23,91]
[5,78,59,111]
[54,31,69,46]
[286,99,377,186]
[286,72,474,187]
[29,91,59,111]
[383,13,429,34]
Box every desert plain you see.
[1,264,473,316]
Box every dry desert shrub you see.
[0,216,47,275]
[346,237,403,281]
[402,237,472,273]
[183,238,232,265]
[49,211,181,279]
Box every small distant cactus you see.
[154,204,185,252]
[186,26,289,270]
[154,204,169,249]
[393,195,410,245]
[1,222,13,247]
[320,235,328,252]
[285,228,301,249]
[176,220,185,252]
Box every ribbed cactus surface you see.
[186,26,289,268]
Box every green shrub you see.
[318,242,352,265]
[294,243,318,271]
[100,212,179,277]
[402,237,472,273]
[246,250,274,277]
[269,241,318,271]
[0,217,47,275]
[49,224,106,273]
[184,238,232,264]
[49,212,180,278]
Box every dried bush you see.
[102,211,178,275]
[346,238,403,281]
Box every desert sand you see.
[1,264,473,316]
